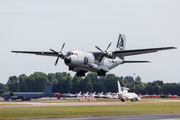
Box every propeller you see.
[50,43,65,65]
[95,42,112,62]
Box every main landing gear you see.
[131,99,137,102]
[76,70,86,77]
[97,70,106,76]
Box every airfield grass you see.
[0,100,180,119]
[0,103,29,106]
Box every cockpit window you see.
[66,52,71,57]
[66,51,78,57]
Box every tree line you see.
[0,72,180,96]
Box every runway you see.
[29,113,180,120]
[0,101,126,108]
[0,98,180,108]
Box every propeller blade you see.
[95,46,104,52]
[105,42,112,52]
[55,56,60,66]
[96,43,112,62]
[99,54,105,62]
[50,43,66,66]
[50,49,58,54]
[60,43,65,53]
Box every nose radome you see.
[64,57,71,64]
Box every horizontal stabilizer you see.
[123,61,150,64]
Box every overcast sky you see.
[0,0,179,84]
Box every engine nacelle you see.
[106,51,113,57]
[118,94,126,102]
[90,64,109,72]
[121,97,126,102]
[137,97,141,101]
[11,96,18,100]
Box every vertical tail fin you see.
[117,81,122,94]
[78,91,82,95]
[116,34,126,60]
[99,92,103,95]
[43,82,53,94]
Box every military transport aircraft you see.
[2,82,53,101]
[12,34,176,77]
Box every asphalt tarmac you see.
[1,97,180,108]
[29,113,180,120]
[0,97,126,107]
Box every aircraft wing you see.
[11,51,61,57]
[12,47,176,58]
[112,46,176,57]
[92,46,176,61]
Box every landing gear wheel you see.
[69,66,74,71]
[76,71,86,77]
[97,70,106,76]
[121,98,125,102]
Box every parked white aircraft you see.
[82,92,89,97]
[12,34,176,77]
[102,92,112,98]
[111,92,119,99]
[96,92,104,98]
[117,81,141,102]
[76,91,96,98]
[75,91,82,97]
[66,93,75,98]
[90,92,96,97]
[104,92,119,99]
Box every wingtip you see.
[11,51,17,53]
[122,61,151,64]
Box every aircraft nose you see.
[64,56,71,64]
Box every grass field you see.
[0,99,180,119]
